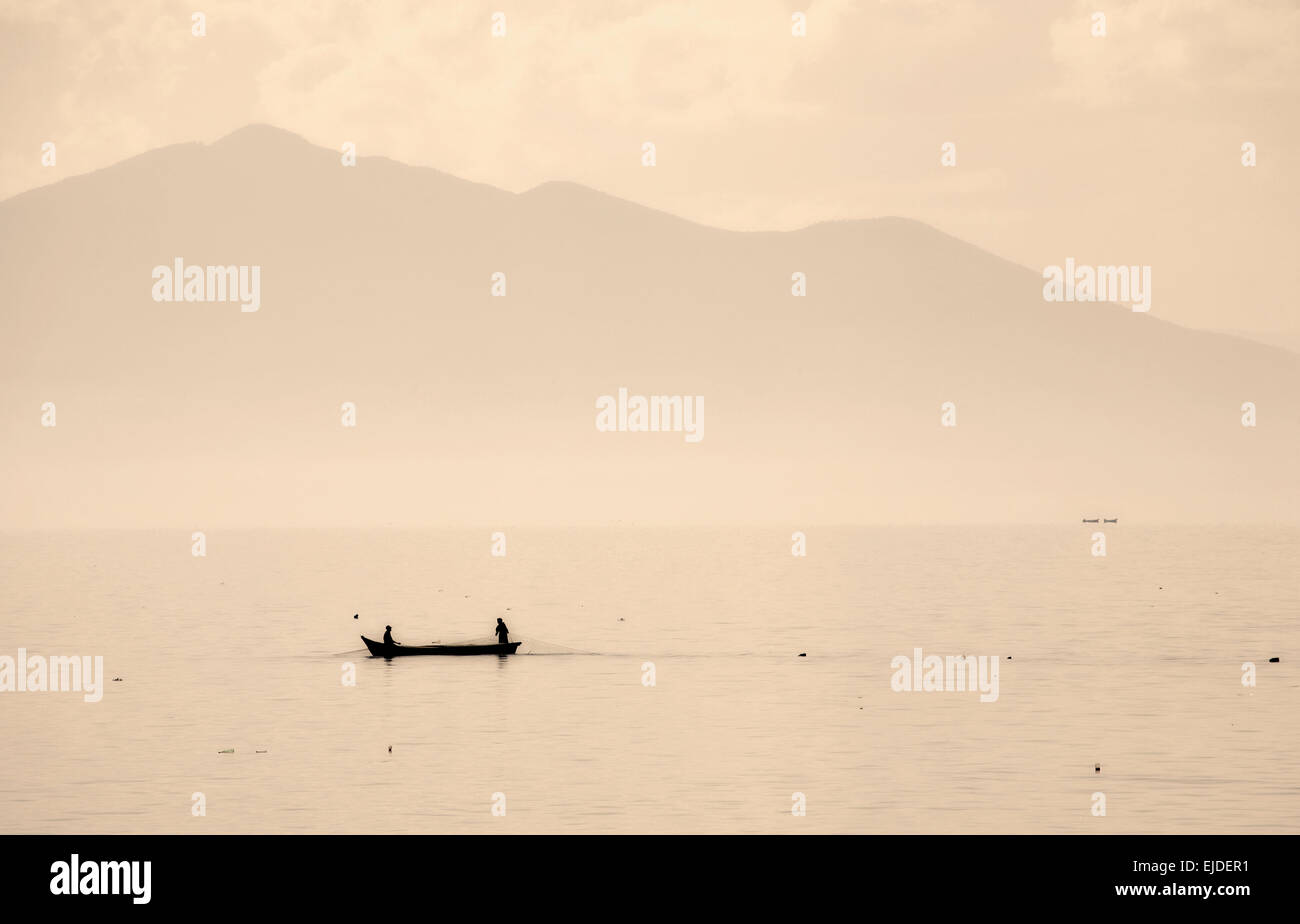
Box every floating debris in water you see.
[218,748,234,754]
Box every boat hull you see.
[361,635,520,657]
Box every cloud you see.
[1047,0,1299,106]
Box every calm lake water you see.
[1,526,1296,834]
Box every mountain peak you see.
[210,124,314,149]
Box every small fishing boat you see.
[361,635,521,657]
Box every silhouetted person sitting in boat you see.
[494,618,510,645]
[383,625,396,646]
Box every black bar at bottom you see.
[0,834,1284,910]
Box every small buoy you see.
[1269,657,1280,663]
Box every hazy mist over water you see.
[2,526,1294,834]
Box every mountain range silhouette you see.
[2,125,1295,526]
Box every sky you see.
[1,0,1298,340]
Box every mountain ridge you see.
[0,125,1295,527]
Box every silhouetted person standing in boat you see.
[494,618,510,645]
[383,625,395,646]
